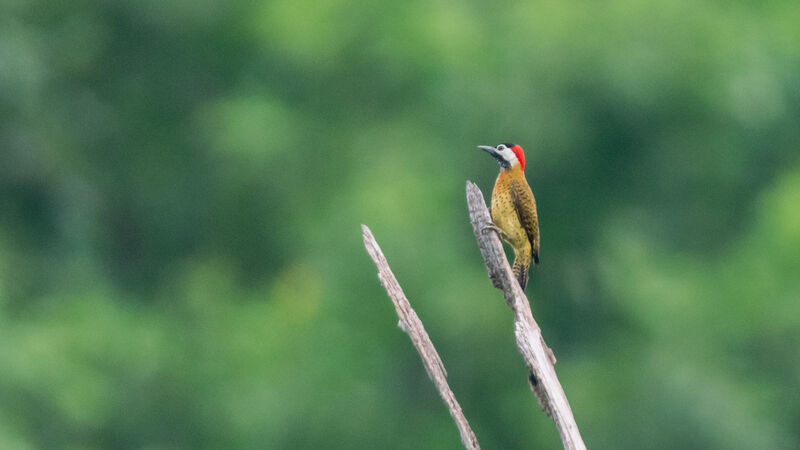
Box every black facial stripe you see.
[492,153,511,169]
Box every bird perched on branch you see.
[478,143,540,291]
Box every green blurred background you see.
[2,0,799,448]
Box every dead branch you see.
[362,225,481,450]
[466,181,586,450]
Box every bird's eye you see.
[497,144,506,150]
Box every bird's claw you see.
[481,224,503,235]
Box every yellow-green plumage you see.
[491,164,539,291]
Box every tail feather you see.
[512,258,530,291]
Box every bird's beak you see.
[477,145,497,155]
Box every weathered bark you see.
[359,181,586,450]
[362,225,480,450]
[466,180,586,450]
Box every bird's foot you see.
[481,224,503,235]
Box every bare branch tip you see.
[363,226,481,449]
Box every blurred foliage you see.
[1,0,799,448]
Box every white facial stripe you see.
[497,147,519,166]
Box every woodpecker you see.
[478,143,540,291]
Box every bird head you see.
[478,143,526,171]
